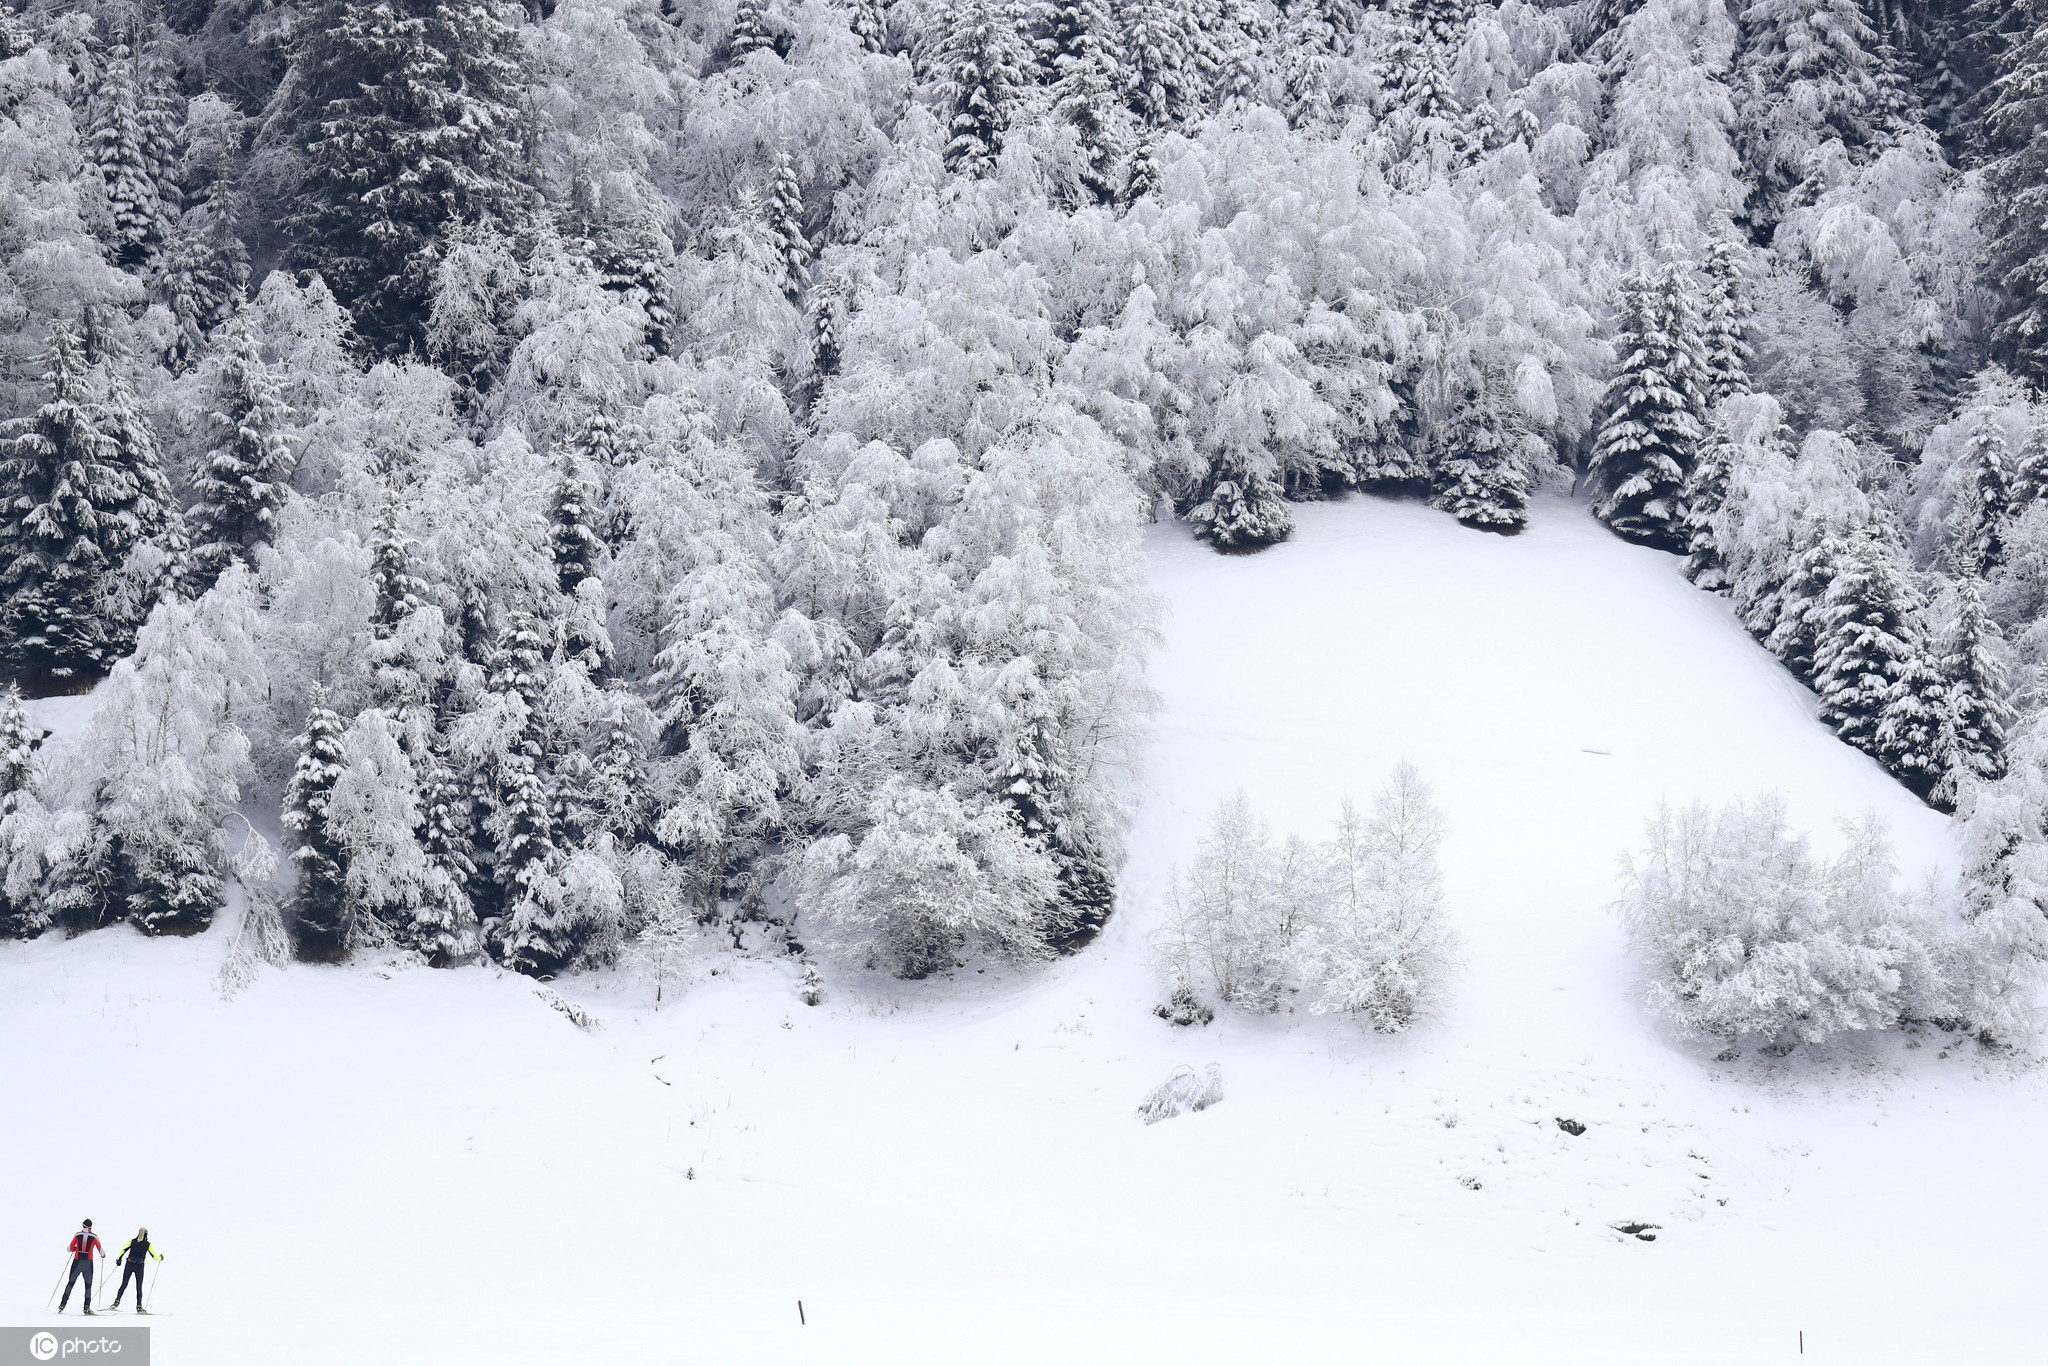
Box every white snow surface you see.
[3,494,2040,1364]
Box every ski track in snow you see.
[3,494,2041,1364]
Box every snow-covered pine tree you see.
[138,43,186,218]
[1954,403,2014,571]
[287,0,529,351]
[1430,369,1532,534]
[1812,529,1946,798]
[997,712,1112,943]
[158,188,250,371]
[731,0,778,58]
[0,686,32,813]
[186,322,293,590]
[418,743,483,948]
[550,447,603,600]
[1699,235,1753,403]
[1281,5,1338,132]
[1402,0,1470,47]
[1979,0,2048,380]
[480,613,577,975]
[85,44,171,268]
[1122,135,1161,204]
[1733,0,1884,229]
[930,0,1031,176]
[368,505,430,643]
[1039,0,1124,202]
[581,684,652,843]
[0,320,174,679]
[1681,406,1740,591]
[1932,571,2012,808]
[765,149,809,299]
[0,685,37,938]
[1121,0,1206,131]
[1211,0,1269,112]
[549,446,612,674]
[1189,437,1293,551]
[850,0,888,52]
[1590,262,1709,551]
[284,699,352,961]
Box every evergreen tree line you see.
[0,0,2047,991]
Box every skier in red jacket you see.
[58,1220,103,1314]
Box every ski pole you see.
[44,1256,68,1311]
[143,1258,162,1313]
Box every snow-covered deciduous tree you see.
[622,887,699,1006]
[51,569,265,937]
[797,778,1064,978]
[1617,794,1949,1052]
[1297,764,1459,1032]
[1154,790,1306,1012]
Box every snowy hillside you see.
[6,494,2039,1365]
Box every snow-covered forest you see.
[3,0,2048,1043]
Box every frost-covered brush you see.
[1136,1062,1224,1125]
[535,985,602,1031]
[215,818,287,1001]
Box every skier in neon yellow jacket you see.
[108,1229,162,1311]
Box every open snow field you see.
[4,494,2041,1364]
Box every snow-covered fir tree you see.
[0,320,173,679]
[1699,235,1754,403]
[0,686,32,814]
[1813,529,1946,799]
[1189,438,1293,551]
[1981,0,2048,383]
[1038,0,1124,201]
[1430,370,1532,534]
[1120,0,1206,131]
[186,322,293,589]
[158,189,250,370]
[286,0,529,349]
[1590,262,1709,551]
[85,44,174,269]
[731,0,778,58]
[764,149,810,299]
[284,699,352,961]
[1932,572,2012,807]
[930,0,1031,176]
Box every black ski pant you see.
[59,1258,92,1310]
[113,1262,143,1306]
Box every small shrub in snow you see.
[1616,794,1952,1051]
[1136,1063,1224,1124]
[798,964,824,1006]
[1152,984,1214,1027]
[622,889,699,1008]
[1154,767,1457,1031]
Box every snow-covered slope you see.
[4,495,2039,1365]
